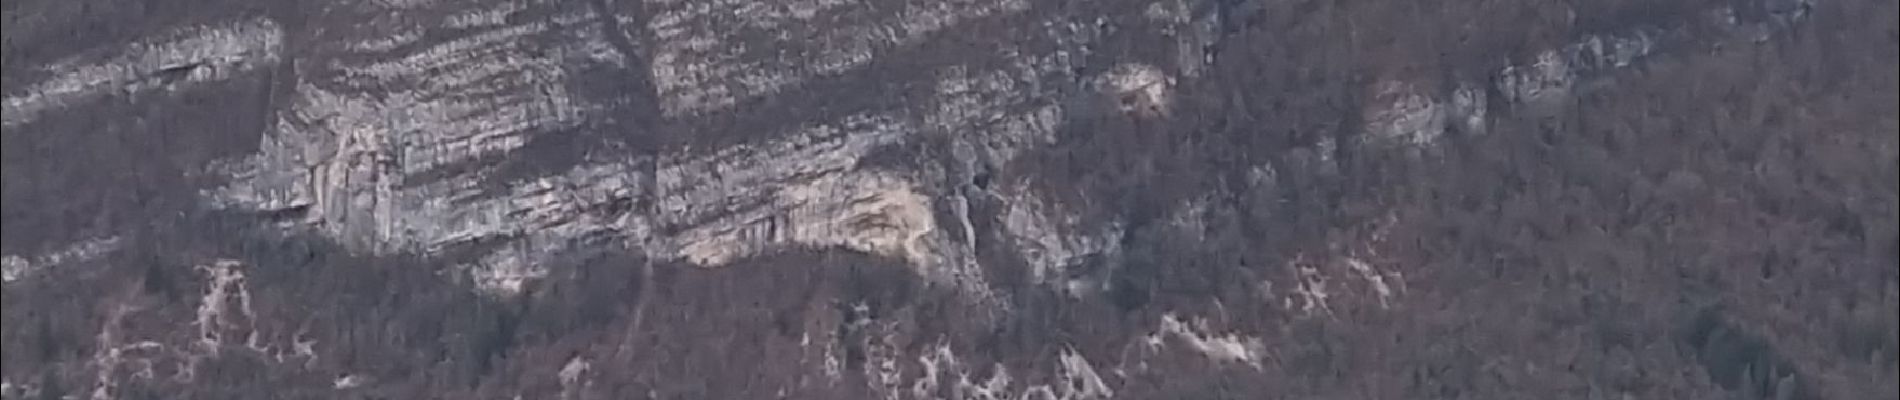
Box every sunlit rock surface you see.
[644,0,1033,116]
[193,0,1116,297]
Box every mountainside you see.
[3,0,1896,399]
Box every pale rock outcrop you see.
[1345,257,1398,308]
[1277,215,1409,314]
[651,113,911,258]
[927,64,1067,175]
[205,1,622,293]
[1358,0,1814,151]
[1361,80,1488,147]
[419,110,940,294]
[557,355,592,398]
[1286,259,1334,316]
[2,18,283,129]
[1,236,122,284]
[1495,27,1661,107]
[1144,0,1221,79]
[193,259,256,355]
[1100,63,1174,117]
[183,0,1196,308]
[999,183,1123,289]
[1148,313,1267,368]
[72,260,315,398]
[0,380,29,399]
[1496,50,1582,108]
[1492,2,1816,109]
[863,334,1117,400]
[198,0,1121,299]
[1050,348,1117,400]
[925,14,1101,174]
[1369,1,1816,149]
[644,0,1032,116]
[1363,80,1450,147]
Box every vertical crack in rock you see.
[332,374,367,389]
[583,0,665,131]
[2,18,284,129]
[916,23,1139,297]
[4,0,1871,397]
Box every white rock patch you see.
[1150,313,1267,368]
[644,0,1032,116]
[1100,63,1174,117]
[2,236,122,284]
[999,183,1122,289]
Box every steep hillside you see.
[3,0,1894,399]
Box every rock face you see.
[6,0,1896,398]
[643,0,1034,116]
[158,0,1103,292]
[2,18,284,129]
[180,0,1129,301]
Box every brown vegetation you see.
[4,0,1894,398]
